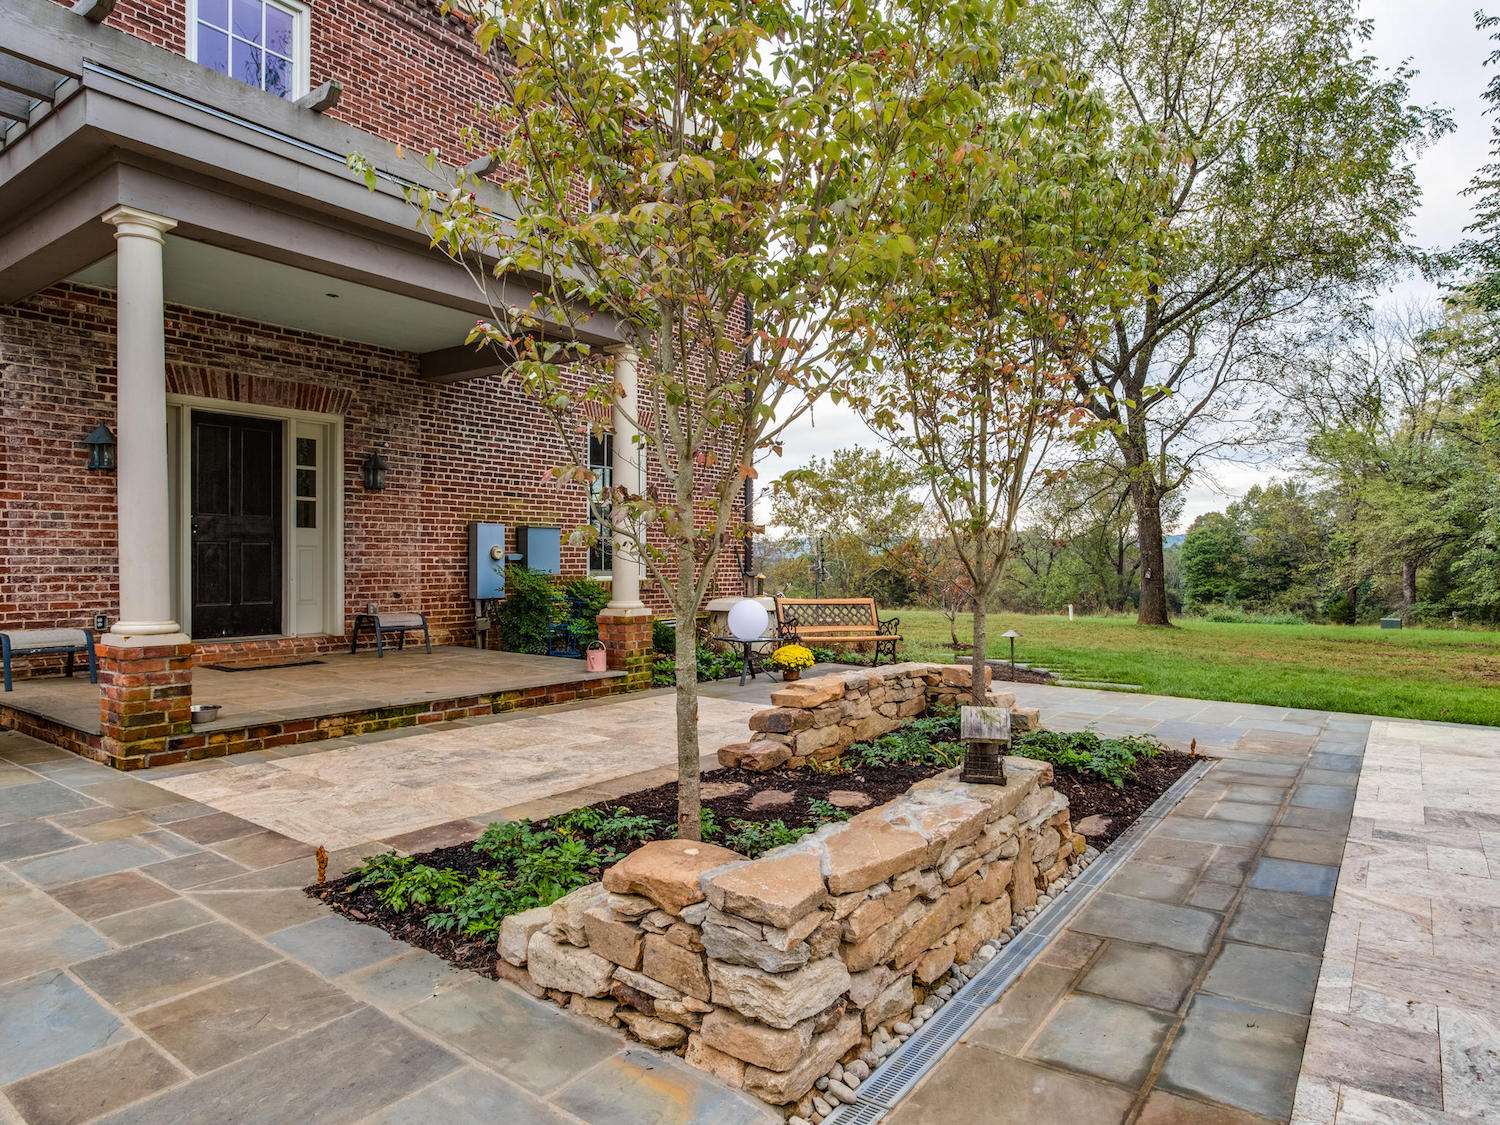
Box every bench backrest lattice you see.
[776,597,881,636]
[773,597,901,665]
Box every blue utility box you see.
[516,526,562,575]
[468,522,507,599]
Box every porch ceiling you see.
[71,237,483,354]
[0,0,623,365]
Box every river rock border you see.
[495,688,1080,1116]
[716,662,1040,771]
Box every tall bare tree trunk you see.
[673,553,702,840]
[1130,472,1170,626]
[1401,558,1418,615]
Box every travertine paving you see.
[1292,719,1500,1123]
[2,646,620,736]
[145,692,760,848]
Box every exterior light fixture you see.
[84,424,116,471]
[959,704,1009,786]
[1002,628,1021,681]
[361,449,388,492]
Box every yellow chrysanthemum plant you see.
[770,644,815,673]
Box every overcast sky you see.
[761,1,1493,533]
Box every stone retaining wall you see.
[716,662,1042,771]
[495,727,1081,1114]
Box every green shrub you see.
[1192,604,1306,626]
[650,643,746,686]
[1011,729,1164,788]
[849,714,963,770]
[497,566,563,654]
[563,578,611,645]
[652,618,677,655]
[426,871,518,938]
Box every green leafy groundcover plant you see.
[344,798,854,941]
[837,712,1165,789]
[1011,730,1164,788]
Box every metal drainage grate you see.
[826,758,1214,1122]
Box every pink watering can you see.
[585,641,608,673]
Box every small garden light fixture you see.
[959,704,1009,786]
[83,424,116,472]
[1002,628,1020,681]
[361,448,389,492]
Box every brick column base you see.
[596,609,654,693]
[98,635,194,769]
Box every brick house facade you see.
[0,0,751,765]
[2,0,749,659]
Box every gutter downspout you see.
[742,294,756,595]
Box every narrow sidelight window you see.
[589,432,613,573]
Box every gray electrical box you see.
[468,522,507,599]
[516,526,562,574]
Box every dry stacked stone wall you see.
[717,662,1042,771]
[494,671,1081,1114]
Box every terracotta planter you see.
[780,667,801,682]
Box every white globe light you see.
[727,598,769,642]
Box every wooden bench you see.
[1,628,98,692]
[773,597,901,666]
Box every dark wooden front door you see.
[191,412,283,638]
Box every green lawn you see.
[892,609,1500,727]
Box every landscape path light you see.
[1002,628,1020,681]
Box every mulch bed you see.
[1051,751,1196,848]
[311,746,1193,977]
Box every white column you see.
[607,344,646,612]
[103,206,183,639]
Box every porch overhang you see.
[0,0,622,361]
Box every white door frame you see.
[167,394,345,639]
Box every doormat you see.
[201,659,326,673]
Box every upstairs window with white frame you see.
[190,0,308,99]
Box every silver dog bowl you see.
[190,703,222,724]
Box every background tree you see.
[1180,511,1245,608]
[860,48,1169,703]
[391,0,998,837]
[1059,0,1446,625]
[770,448,924,603]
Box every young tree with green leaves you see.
[859,51,1169,704]
[1058,0,1446,625]
[357,0,1001,837]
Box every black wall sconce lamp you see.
[84,424,116,471]
[361,449,388,492]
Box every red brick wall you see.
[80,0,513,169]
[0,284,748,650]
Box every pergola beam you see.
[295,78,341,114]
[71,0,118,23]
[0,91,32,124]
[0,56,62,101]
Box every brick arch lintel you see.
[166,364,354,417]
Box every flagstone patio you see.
[143,691,762,850]
[0,678,1494,1123]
